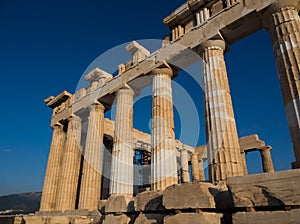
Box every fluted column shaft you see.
[55,115,82,210]
[263,0,300,168]
[180,149,190,183]
[191,153,205,182]
[198,159,205,181]
[200,39,244,183]
[78,103,105,210]
[191,153,200,182]
[110,85,134,195]
[241,151,248,175]
[40,123,66,211]
[259,147,275,173]
[151,67,177,190]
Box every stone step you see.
[163,182,220,210]
[164,213,223,224]
[232,209,300,224]
[227,169,300,208]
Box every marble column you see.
[198,159,205,181]
[110,85,134,195]
[180,149,190,183]
[40,123,66,211]
[259,147,275,173]
[198,147,206,181]
[78,102,105,210]
[241,151,248,175]
[199,39,244,183]
[151,67,178,191]
[191,153,200,182]
[262,0,300,168]
[55,115,82,211]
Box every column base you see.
[292,161,300,169]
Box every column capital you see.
[195,146,206,158]
[117,84,134,96]
[51,122,64,130]
[179,148,189,155]
[258,146,272,152]
[198,39,226,54]
[89,102,105,112]
[151,66,173,78]
[262,0,300,29]
[67,114,81,122]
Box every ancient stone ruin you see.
[2,0,300,223]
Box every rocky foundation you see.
[1,169,300,224]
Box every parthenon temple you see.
[7,0,300,223]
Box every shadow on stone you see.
[163,183,217,209]
[145,195,164,211]
[106,195,134,213]
[133,213,166,224]
[262,188,284,207]
[98,200,107,214]
[134,190,165,212]
[211,189,234,210]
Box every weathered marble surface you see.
[227,169,300,207]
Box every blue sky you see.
[0,0,295,196]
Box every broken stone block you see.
[134,213,165,224]
[49,216,70,224]
[134,190,164,212]
[163,183,218,209]
[103,214,130,224]
[105,195,134,213]
[227,169,300,208]
[164,213,223,224]
[22,216,44,224]
[232,209,300,224]
[73,217,93,224]
[73,215,102,224]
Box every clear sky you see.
[0,0,295,196]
